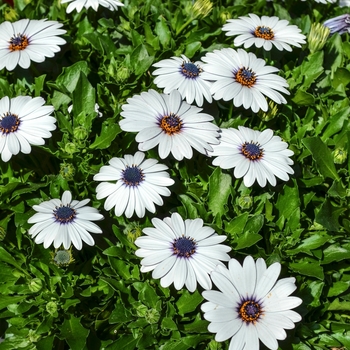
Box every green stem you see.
[176,17,195,36]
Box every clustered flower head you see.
[202,256,302,350]
[0,19,66,71]
[223,13,306,52]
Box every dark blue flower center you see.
[241,142,263,161]
[235,67,256,87]
[54,206,76,224]
[239,300,262,323]
[123,166,144,186]
[181,62,201,78]
[9,34,29,51]
[254,26,274,40]
[0,113,20,134]
[173,236,196,258]
[159,113,182,135]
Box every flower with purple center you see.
[0,19,66,71]
[209,126,294,187]
[93,151,174,218]
[28,191,104,250]
[152,54,212,107]
[119,89,220,161]
[135,212,231,292]
[0,96,56,162]
[324,14,350,35]
[222,14,306,52]
[201,256,302,350]
[201,48,289,113]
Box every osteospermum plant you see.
[1,0,350,349]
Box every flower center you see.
[0,113,20,134]
[172,236,196,258]
[54,206,76,224]
[235,67,256,87]
[241,142,264,160]
[254,26,274,40]
[239,300,262,323]
[181,62,201,78]
[9,34,29,51]
[160,113,182,135]
[122,165,144,186]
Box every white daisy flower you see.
[120,89,220,161]
[28,191,104,250]
[222,14,306,52]
[0,19,66,71]
[201,48,289,113]
[210,126,294,187]
[202,256,302,350]
[135,212,231,292]
[61,0,124,13]
[93,151,175,218]
[0,96,56,162]
[152,54,212,107]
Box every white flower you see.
[210,126,294,187]
[93,151,174,218]
[61,0,124,13]
[152,54,212,107]
[120,89,220,161]
[202,256,302,350]
[28,191,104,250]
[201,48,289,113]
[324,14,350,35]
[223,14,306,52]
[135,212,231,292]
[0,96,56,162]
[0,19,66,71]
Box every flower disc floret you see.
[201,48,289,112]
[135,213,231,292]
[0,19,66,71]
[61,0,124,13]
[28,191,104,250]
[93,151,175,218]
[222,14,306,52]
[0,96,56,162]
[201,256,302,350]
[210,126,294,187]
[120,90,220,160]
[153,55,212,106]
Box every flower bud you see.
[192,0,213,19]
[4,7,19,22]
[333,148,347,164]
[59,162,75,180]
[308,23,330,53]
[145,308,160,324]
[238,195,253,210]
[74,126,88,140]
[28,278,43,293]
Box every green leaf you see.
[56,61,90,94]
[208,167,231,217]
[328,298,350,311]
[90,121,121,149]
[224,213,249,236]
[59,315,89,350]
[322,243,350,264]
[327,281,350,297]
[176,290,203,316]
[302,137,340,180]
[292,90,315,105]
[130,44,154,76]
[0,295,27,310]
[315,198,345,231]
[155,16,172,48]
[286,231,330,255]
[235,215,264,250]
[289,259,324,280]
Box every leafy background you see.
[0,0,350,349]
